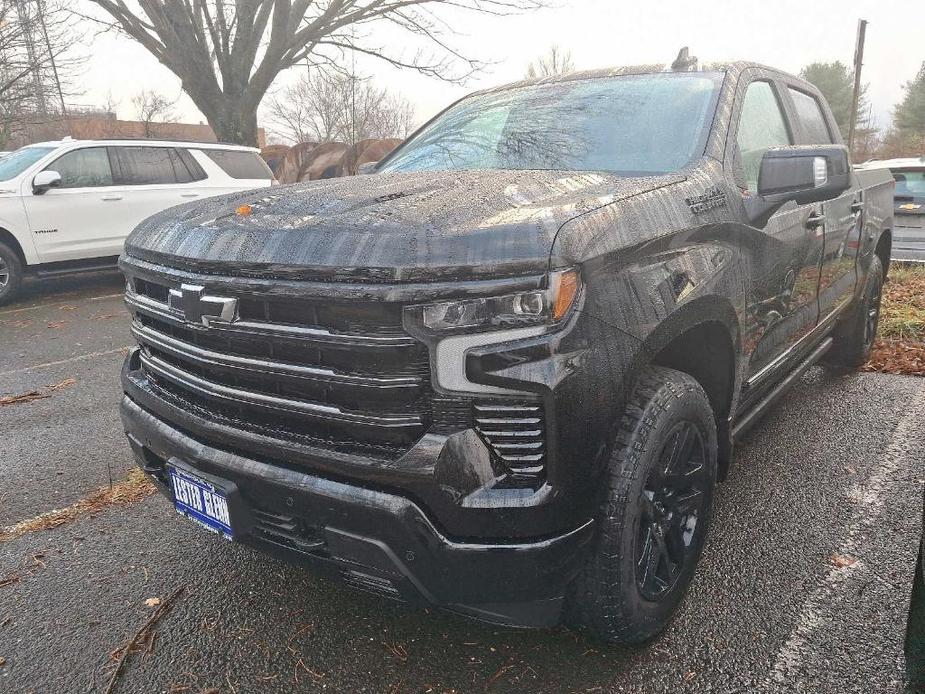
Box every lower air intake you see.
[473,403,546,478]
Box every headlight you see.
[418,269,581,334]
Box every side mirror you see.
[32,170,62,195]
[747,145,851,226]
[357,161,378,175]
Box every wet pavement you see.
[0,274,922,693]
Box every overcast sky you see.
[75,0,922,137]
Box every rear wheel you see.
[824,255,883,369]
[567,367,718,644]
[0,241,23,306]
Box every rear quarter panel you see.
[855,168,896,273]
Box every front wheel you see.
[0,241,24,306]
[567,366,718,644]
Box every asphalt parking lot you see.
[1,273,923,694]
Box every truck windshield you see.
[0,146,55,182]
[380,73,722,176]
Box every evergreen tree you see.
[894,62,925,137]
[799,61,867,139]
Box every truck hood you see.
[125,169,682,283]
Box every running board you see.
[732,336,833,439]
[34,257,119,278]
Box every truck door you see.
[732,79,824,386]
[785,86,862,319]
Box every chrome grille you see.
[473,403,546,477]
[126,276,435,456]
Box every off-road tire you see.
[0,241,23,306]
[566,366,718,644]
[824,255,883,369]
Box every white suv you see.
[0,138,275,304]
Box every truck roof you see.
[22,138,260,153]
[471,60,811,98]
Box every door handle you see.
[101,194,122,201]
[180,192,199,198]
[805,211,825,229]
[850,200,863,214]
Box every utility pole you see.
[847,19,868,156]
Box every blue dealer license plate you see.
[168,466,233,540]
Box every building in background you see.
[6,109,267,149]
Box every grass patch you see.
[863,263,925,376]
[0,468,156,544]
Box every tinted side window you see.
[736,81,791,193]
[788,88,833,144]
[201,150,272,179]
[167,148,195,184]
[175,148,207,182]
[46,147,113,188]
[113,147,178,185]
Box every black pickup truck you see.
[119,61,894,643]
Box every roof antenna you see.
[671,47,698,71]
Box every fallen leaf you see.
[59,304,78,311]
[0,574,21,588]
[0,378,77,407]
[47,378,77,392]
[0,390,49,406]
[682,671,697,682]
[0,468,155,543]
[831,554,858,569]
[46,320,67,329]
[144,597,161,608]
[0,656,6,667]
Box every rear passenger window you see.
[113,147,180,185]
[735,81,792,193]
[201,150,272,179]
[175,148,207,182]
[788,89,833,144]
[46,147,113,188]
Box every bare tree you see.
[526,44,574,79]
[371,92,416,140]
[266,68,415,145]
[266,69,343,144]
[131,89,178,137]
[0,0,80,147]
[84,0,546,147]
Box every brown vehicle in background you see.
[270,138,402,183]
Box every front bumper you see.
[121,394,594,628]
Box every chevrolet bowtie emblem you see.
[167,284,237,326]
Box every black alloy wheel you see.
[863,274,882,351]
[635,421,708,600]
